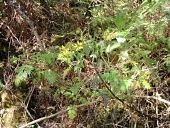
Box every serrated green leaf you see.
[67,106,77,120]
[92,91,99,97]
[15,72,27,86]
[10,57,19,63]
[15,65,34,86]
[78,97,88,104]
[44,70,56,84]
[31,53,58,65]
[70,86,79,95]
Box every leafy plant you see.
[112,13,127,31]
[15,65,34,86]
[3,0,170,127]
[67,105,77,120]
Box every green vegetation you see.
[0,0,170,127]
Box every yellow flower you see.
[58,53,64,58]
[131,61,138,65]
[61,46,68,52]
[102,29,116,41]
[74,42,83,51]
[61,46,71,56]
[106,32,116,41]
[102,29,110,39]
[63,50,70,57]
[75,27,81,35]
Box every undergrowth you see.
[0,0,170,127]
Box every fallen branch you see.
[7,0,45,52]
[19,100,100,128]
[134,95,170,105]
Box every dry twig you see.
[7,0,45,52]
[19,100,101,128]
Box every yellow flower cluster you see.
[103,29,116,41]
[74,42,83,51]
[58,41,83,59]
[58,46,71,59]
[131,61,138,65]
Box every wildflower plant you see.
[74,41,83,51]
[4,0,170,126]
[57,46,72,63]
[57,41,84,73]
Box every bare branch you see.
[19,100,100,128]
[7,0,45,52]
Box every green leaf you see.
[119,80,127,92]
[78,97,88,104]
[64,92,72,96]
[134,50,151,58]
[106,42,121,53]
[118,93,126,99]
[67,106,77,120]
[10,57,19,63]
[31,53,58,65]
[140,58,157,65]
[44,70,56,84]
[124,79,133,89]
[142,80,150,89]
[143,50,151,56]
[76,53,84,68]
[112,13,127,30]
[0,80,3,88]
[167,38,170,49]
[15,65,34,86]
[92,91,100,97]
[70,86,79,95]
[166,58,170,67]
